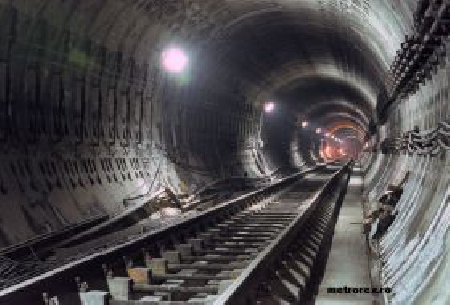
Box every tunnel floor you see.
[316,169,373,304]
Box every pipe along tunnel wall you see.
[0,0,448,304]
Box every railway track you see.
[0,162,351,305]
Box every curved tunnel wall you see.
[0,0,384,247]
[0,1,448,303]
[361,46,449,305]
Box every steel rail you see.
[213,162,351,304]
[0,164,330,304]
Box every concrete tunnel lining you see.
[0,0,448,304]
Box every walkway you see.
[315,169,374,304]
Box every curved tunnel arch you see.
[0,0,425,184]
[0,0,433,217]
[0,1,448,303]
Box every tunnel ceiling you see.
[0,0,423,244]
[274,77,372,127]
[1,0,418,157]
[195,2,390,121]
[5,0,413,130]
[180,0,412,152]
[1,1,449,302]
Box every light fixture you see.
[302,121,309,128]
[325,132,331,138]
[264,102,275,113]
[316,128,322,134]
[161,46,189,73]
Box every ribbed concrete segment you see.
[316,171,373,305]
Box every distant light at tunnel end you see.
[264,102,275,113]
[302,121,308,128]
[316,128,322,134]
[161,47,189,73]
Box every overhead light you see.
[264,102,275,113]
[302,121,309,128]
[316,128,322,134]
[325,132,331,138]
[161,46,189,73]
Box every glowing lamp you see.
[161,47,188,73]
[264,102,275,113]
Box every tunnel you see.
[0,0,448,304]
